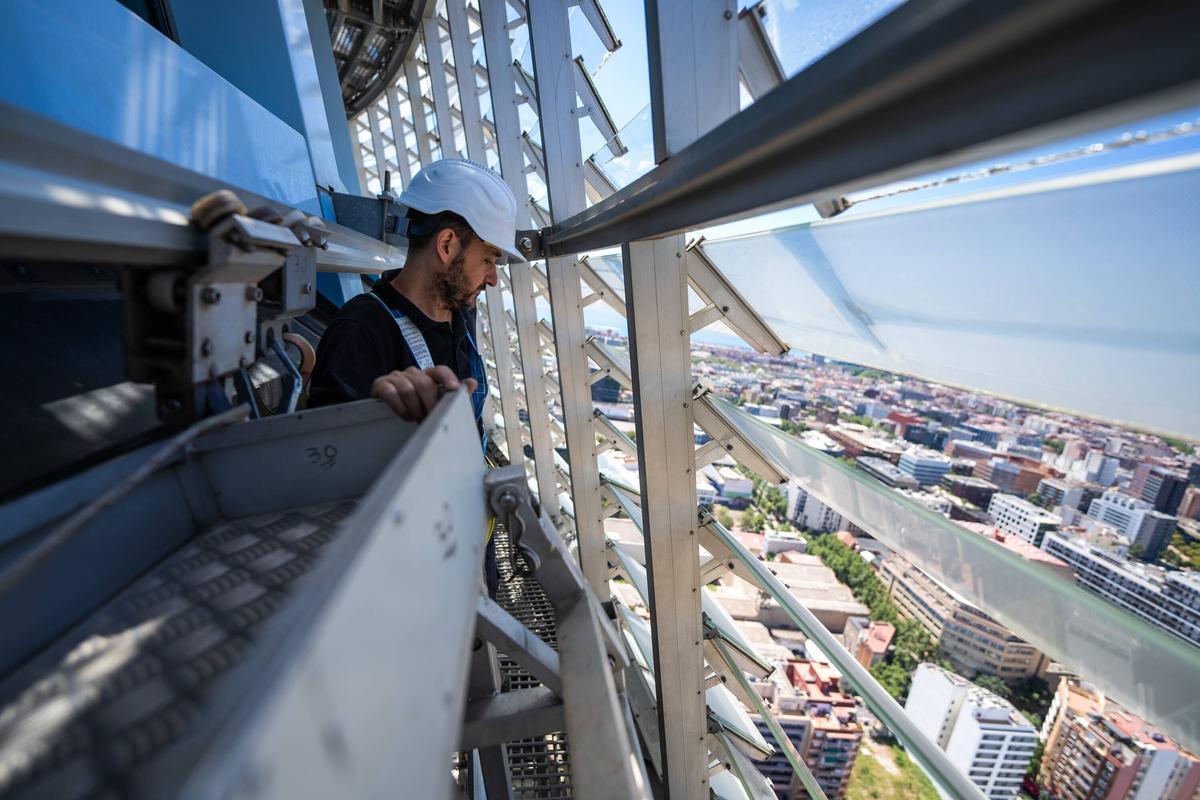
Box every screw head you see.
[724,9,733,19]
[519,236,533,252]
[302,282,313,295]
[201,286,221,304]
[201,338,214,357]
[246,286,264,302]
[160,398,182,414]
[244,331,254,344]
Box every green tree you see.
[806,531,947,699]
[714,505,734,529]
[974,674,1013,700]
[1026,740,1046,782]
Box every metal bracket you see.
[515,228,545,261]
[329,190,405,246]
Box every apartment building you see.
[1042,532,1200,648]
[785,660,862,800]
[975,458,1045,495]
[857,456,919,489]
[750,674,814,799]
[1085,491,1178,560]
[842,616,895,669]
[906,664,1037,800]
[878,557,1044,679]
[987,493,1062,547]
[899,447,953,485]
[1039,678,1200,800]
[942,474,1000,508]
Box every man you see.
[309,158,523,426]
[309,159,524,595]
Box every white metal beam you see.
[737,2,785,100]
[366,105,388,187]
[527,0,608,595]
[627,2,740,796]
[576,0,620,53]
[422,14,459,158]
[403,56,436,165]
[384,86,413,185]
[446,0,488,162]
[481,0,559,515]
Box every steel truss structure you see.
[341,0,1200,796]
[2,0,1199,798]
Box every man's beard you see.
[433,252,482,313]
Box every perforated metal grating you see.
[0,500,356,799]
[492,524,574,799]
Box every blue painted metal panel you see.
[302,0,365,194]
[169,0,351,195]
[318,272,366,306]
[0,0,321,212]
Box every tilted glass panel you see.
[699,153,1200,438]
[753,0,907,79]
[716,730,780,800]
[705,394,1200,753]
[590,104,654,190]
[615,595,771,759]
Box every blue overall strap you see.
[366,292,434,370]
[368,292,488,450]
[458,310,490,453]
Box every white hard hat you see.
[398,158,524,262]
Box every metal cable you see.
[0,404,250,597]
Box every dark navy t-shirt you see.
[309,270,474,408]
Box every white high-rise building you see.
[786,482,846,532]
[1085,491,1177,558]
[802,495,844,533]
[1083,450,1120,486]
[899,446,952,485]
[987,494,1061,547]
[906,664,1038,800]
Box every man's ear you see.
[434,227,458,265]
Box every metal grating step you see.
[492,524,574,799]
[0,500,357,799]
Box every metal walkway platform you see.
[0,500,357,799]
[493,526,574,799]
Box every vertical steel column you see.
[348,118,369,191]
[366,105,387,186]
[403,55,436,165]
[422,8,458,157]
[384,86,413,185]
[626,2,739,796]
[446,0,523,461]
[526,0,607,593]
[480,0,559,509]
[445,0,488,162]
[509,263,559,510]
[483,286,521,460]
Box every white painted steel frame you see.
[383,87,413,186]
[526,0,607,593]
[421,7,458,158]
[479,0,559,513]
[443,0,525,462]
[445,0,487,164]
[403,54,436,165]
[623,3,740,797]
